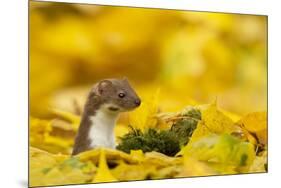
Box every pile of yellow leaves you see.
[29,102,267,187]
[29,3,267,187]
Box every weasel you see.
[72,78,141,155]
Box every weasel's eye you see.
[118,93,126,98]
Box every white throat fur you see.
[88,104,119,149]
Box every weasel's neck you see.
[88,106,119,149]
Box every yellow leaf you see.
[180,134,255,173]
[30,117,52,145]
[44,134,73,149]
[111,162,155,181]
[130,150,145,162]
[115,124,130,141]
[144,151,181,167]
[201,103,238,133]
[92,149,118,183]
[78,148,139,165]
[30,147,92,187]
[30,116,76,154]
[150,165,182,179]
[249,151,267,173]
[40,164,92,186]
[237,112,267,145]
[189,103,241,144]
[179,155,217,177]
[220,109,241,122]
[129,88,160,130]
[29,147,60,175]
[238,112,267,132]
[50,108,81,131]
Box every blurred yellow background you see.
[29,1,267,119]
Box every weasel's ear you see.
[122,77,129,84]
[96,80,112,95]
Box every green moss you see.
[117,126,180,156]
[181,107,201,120]
[170,118,198,146]
[170,108,201,146]
[117,108,201,156]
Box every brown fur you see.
[71,78,140,155]
[71,94,102,155]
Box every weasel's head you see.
[92,78,141,113]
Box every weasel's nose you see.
[134,99,141,106]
